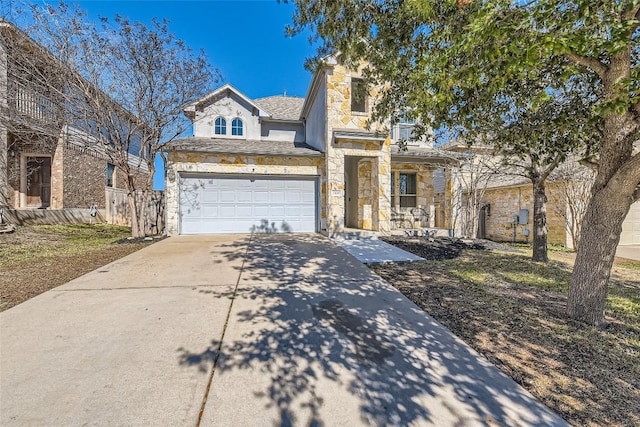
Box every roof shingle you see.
[163,137,321,157]
[254,96,304,121]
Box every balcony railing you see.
[9,84,61,124]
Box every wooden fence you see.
[105,188,165,236]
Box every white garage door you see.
[179,175,318,234]
[620,201,640,245]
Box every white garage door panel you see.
[620,201,640,245]
[179,176,317,234]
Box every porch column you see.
[377,149,391,234]
[326,151,345,234]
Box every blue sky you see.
[39,1,317,189]
[77,0,315,98]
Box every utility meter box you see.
[518,209,529,225]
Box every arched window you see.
[231,118,243,136]
[214,117,226,135]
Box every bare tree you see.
[548,162,596,251]
[449,148,498,239]
[4,2,219,236]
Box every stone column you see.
[377,140,391,234]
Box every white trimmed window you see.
[214,117,226,135]
[231,118,243,136]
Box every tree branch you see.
[564,52,608,79]
[540,155,562,182]
[622,2,640,23]
[610,150,640,200]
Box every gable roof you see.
[183,83,271,119]
[254,96,304,121]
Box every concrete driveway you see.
[1,234,567,426]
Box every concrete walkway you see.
[0,234,568,426]
[332,235,424,264]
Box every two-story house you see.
[0,20,146,219]
[164,56,460,235]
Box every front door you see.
[26,157,51,208]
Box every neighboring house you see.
[443,141,640,247]
[0,20,146,217]
[478,179,640,247]
[164,57,460,235]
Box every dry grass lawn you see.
[371,241,639,427]
[1,224,155,311]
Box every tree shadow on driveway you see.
[177,234,567,426]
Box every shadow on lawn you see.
[373,247,640,426]
[176,235,565,426]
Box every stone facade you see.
[164,59,458,236]
[165,152,324,236]
[324,63,391,233]
[481,184,567,245]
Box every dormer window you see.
[231,118,243,136]
[214,117,226,135]
[351,78,367,113]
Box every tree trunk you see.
[127,191,143,238]
[567,46,639,326]
[566,186,631,325]
[531,178,548,262]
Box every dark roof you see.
[163,137,322,157]
[254,96,305,121]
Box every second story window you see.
[351,78,367,113]
[231,118,243,136]
[215,117,226,135]
[397,115,417,141]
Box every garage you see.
[179,175,318,234]
[620,201,640,245]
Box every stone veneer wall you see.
[165,152,324,236]
[481,184,567,245]
[324,63,391,233]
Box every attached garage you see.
[179,175,318,234]
[620,201,640,245]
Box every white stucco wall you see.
[305,75,327,152]
[261,121,305,143]
[192,92,261,140]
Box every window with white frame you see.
[392,113,417,141]
[231,118,243,136]
[214,117,226,135]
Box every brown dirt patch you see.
[1,225,155,311]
